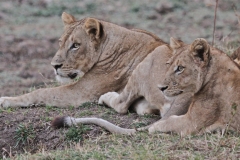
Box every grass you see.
[14,131,240,159]
[4,99,240,159]
[65,125,91,143]
[2,99,240,159]
[14,124,36,147]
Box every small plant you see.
[4,108,14,113]
[142,114,158,118]
[14,124,36,147]
[45,105,54,111]
[45,116,51,122]
[79,101,98,108]
[65,125,91,143]
[132,122,148,128]
[68,105,75,110]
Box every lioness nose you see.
[52,64,63,70]
[159,85,168,92]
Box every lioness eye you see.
[71,43,80,50]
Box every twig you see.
[212,0,219,46]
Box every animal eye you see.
[71,43,80,50]
[177,66,184,71]
[175,65,184,73]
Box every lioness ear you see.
[190,38,210,63]
[62,12,76,26]
[84,18,103,40]
[170,37,184,50]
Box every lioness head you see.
[51,12,104,84]
[159,38,210,99]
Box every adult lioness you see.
[148,38,240,136]
[0,12,165,111]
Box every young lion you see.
[0,12,166,115]
[148,38,240,136]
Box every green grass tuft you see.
[14,124,36,147]
[65,125,91,143]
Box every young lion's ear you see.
[84,18,103,40]
[190,38,210,63]
[61,12,76,26]
[170,37,184,50]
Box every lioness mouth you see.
[68,73,78,79]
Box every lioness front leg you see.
[0,84,86,108]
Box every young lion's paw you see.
[98,92,119,107]
[0,97,11,108]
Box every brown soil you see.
[0,103,159,157]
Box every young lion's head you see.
[159,38,210,99]
[51,12,104,84]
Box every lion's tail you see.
[51,116,136,135]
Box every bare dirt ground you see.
[0,0,240,158]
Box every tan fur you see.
[147,38,240,136]
[231,47,240,65]
[98,40,191,118]
[51,39,192,135]
[0,12,166,110]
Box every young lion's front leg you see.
[148,115,196,136]
[148,100,220,136]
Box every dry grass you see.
[2,101,240,159]
[15,131,240,159]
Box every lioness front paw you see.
[98,92,119,107]
[0,97,11,108]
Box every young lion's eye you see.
[174,65,184,73]
[71,43,80,50]
[177,66,184,71]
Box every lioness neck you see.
[95,21,165,74]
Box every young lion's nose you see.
[52,64,63,70]
[158,85,168,92]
